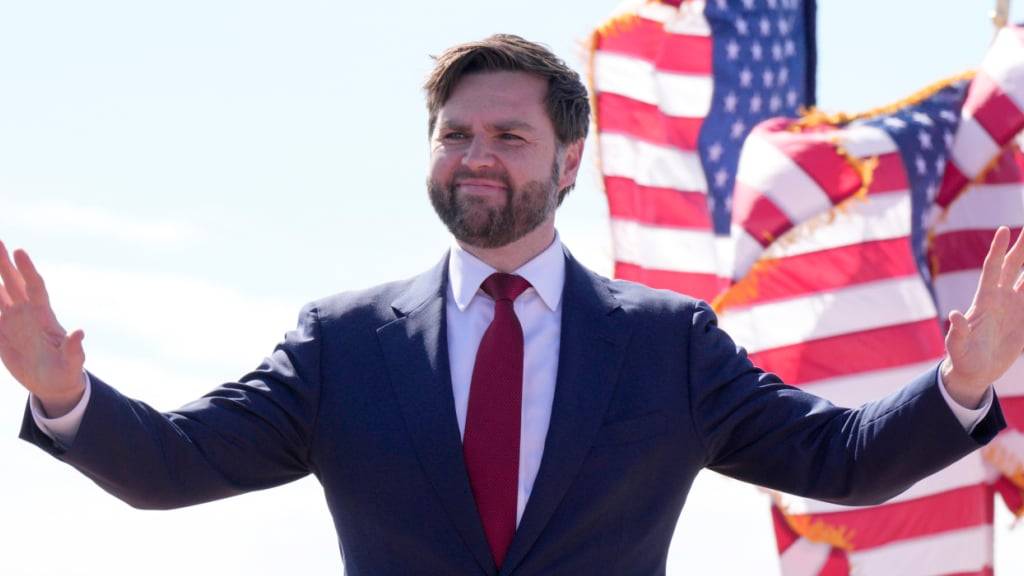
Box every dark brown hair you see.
[423,34,590,145]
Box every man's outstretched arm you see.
[2,241,322,509]
[692,228,1023,505]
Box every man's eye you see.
[443,132,467,141]
[499,133,525,142]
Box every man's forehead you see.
[438,72,549,127]
[445,71,547,105]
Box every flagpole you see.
[992,0,1010,30]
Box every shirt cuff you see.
[29,372,92,449]
[937,369,993,433]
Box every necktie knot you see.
[481,273,532,303]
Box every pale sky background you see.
[2,1,1023,574]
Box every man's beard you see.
[428,160,559,249]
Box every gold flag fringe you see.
[984,441,1024,493]
[926,226,941,282]
[773,495,856,551]
[711,259,775,311]
[985,442,1024,521]
[592,5,646,39]
[793,70,976,130]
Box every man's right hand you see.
[0,241,86,417]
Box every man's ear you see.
[558,139,585,191]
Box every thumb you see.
[945,310,969,359]
[62,329,86,369]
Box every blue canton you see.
[698,0,815,235]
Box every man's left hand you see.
[942,226,1024,408]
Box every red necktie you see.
[463,272,532,568]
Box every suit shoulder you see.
[301,275,419,329]
[603,275,706,319]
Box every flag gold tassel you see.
[772,495,857,551]
[793,71,976,131]
[983,441,1024,494]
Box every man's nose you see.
[462,137,496,170]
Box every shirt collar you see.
[449,233,565,312]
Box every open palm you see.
[0,241,86,413]
[944,227,1024,406]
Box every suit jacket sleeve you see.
[19,303,323,510]
[687,301,1005,506]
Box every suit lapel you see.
[499,251,632,575]
[377,254,496,575]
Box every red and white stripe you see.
[726,122,895,280]
[592,0,727,301]
[935,27,1024,213]
[776,523,994,576]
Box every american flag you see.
[591,0,816,301]
[590,2,1024,575]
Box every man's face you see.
[428,71,577,249]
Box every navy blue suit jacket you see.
[21,249,1005,575]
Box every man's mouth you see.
[455,179,508,194]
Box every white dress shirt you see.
[446,234,565,525]
[31,233,992,526]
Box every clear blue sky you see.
[1,1,1021,574]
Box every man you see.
[2,34,1022,575]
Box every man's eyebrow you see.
[490,120,537,132]
[438,120,470,132]
[438,119,538,132]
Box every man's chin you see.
[455,235,516,250]
[450,219,518,249]
[451,226,505,249]
[455,192,508,214]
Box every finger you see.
[1000,227,1024,287]
[0,283,12,310]
[978,227,1011,293]
[62,329,86,368]
[945,310,970,358]
[0,240,28,303]
[13,249,50,305]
